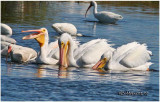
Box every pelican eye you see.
[42,29,46,32]
[61,42,64,46]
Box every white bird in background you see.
[1,23,37,63]
[92,42,153,71]
[1,23,17,54]
[1,35,16,44]
[6,44,37,63]
[1,23,12,36]
[58,33,114,68]
[22,28,59,64]
[52,23,83,36]
[85,1,123,23]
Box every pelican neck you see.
[39,32,49,58]
[93,2,98,15]
[68,38,78,67]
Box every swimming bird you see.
[52,23,83,36]
[1,23,12,36]
[58,33,113,68]
[6,44,37,63]
[85,1,123,23]
[22,28,59,64]
[1,23,17,48]
[1,35,16,44]
[92,42,152,71]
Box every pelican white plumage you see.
[52,23,83,36]
[1,23,12,36]
[6,44,37,63]
[92,42,153,71]
[58,33,113,68]
[85,1,123,23]
[1,35,16,44]
[22,28,59,64]
[1,23,16,47]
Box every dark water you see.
[1,1,159,101]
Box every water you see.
[1,1,159,101]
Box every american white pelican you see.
[6,44,37,63]
[52,23,83,36]
[1,41,13,56]
[85,1,123,23]
[1,35,16,44]
[1,23,12,36]
[58,33,113,68]
[1,23,16,47]
[92,42,153,71]
[22,28,59,64]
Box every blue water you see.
[1,1,159,101]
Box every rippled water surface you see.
[1,1,159,101]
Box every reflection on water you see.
[58,66,68,78]
[2,1,49,26]
[24,63,151,84]
[1,1,159,101]
[2,1,159,25]
[34,65,69,78]
[96,1,159,9]
[4,60,151,85]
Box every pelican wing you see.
[74,39,102,60]
[47,40,59,59]
[52,23,77,35]
[48,40,58,54]
[112,42,152,68]
[80,40,113,65]
[120,44,151,68]
[99,11,123,20]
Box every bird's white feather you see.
[107,42,152,71]
[74,39,102,59]
[52,23,77,35]
[47,40,58,54]
[112,42,140,62]
[120,43,151,68]
[81,40,109,62]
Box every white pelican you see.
[1,41,14,56]
[22,28,59,64]
[52,23,83,36]
[58,33,113,68]
[1,35,16,44]
[85,1,123,23]
[6,44,37,63]
[92,42,153,71]
[1,23,16,47]
[1,23,12,36]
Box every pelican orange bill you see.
[22,29,44,40]
[92,58,107,70]
[6,45,12,63]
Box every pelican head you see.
[22,28,48,47]
[85,1,96,18]
[58,33,74,67]
[92,57,108,70]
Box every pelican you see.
[1,23,12,36]
[1,35,16,44]
[22,28,59,64]
[6,44,37,63]
[1,41,15,56]
[58,33,113,68]
[92,42,153,71]
[85,1,123,23]
[52,23,83,36]
[1,23,16,47]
